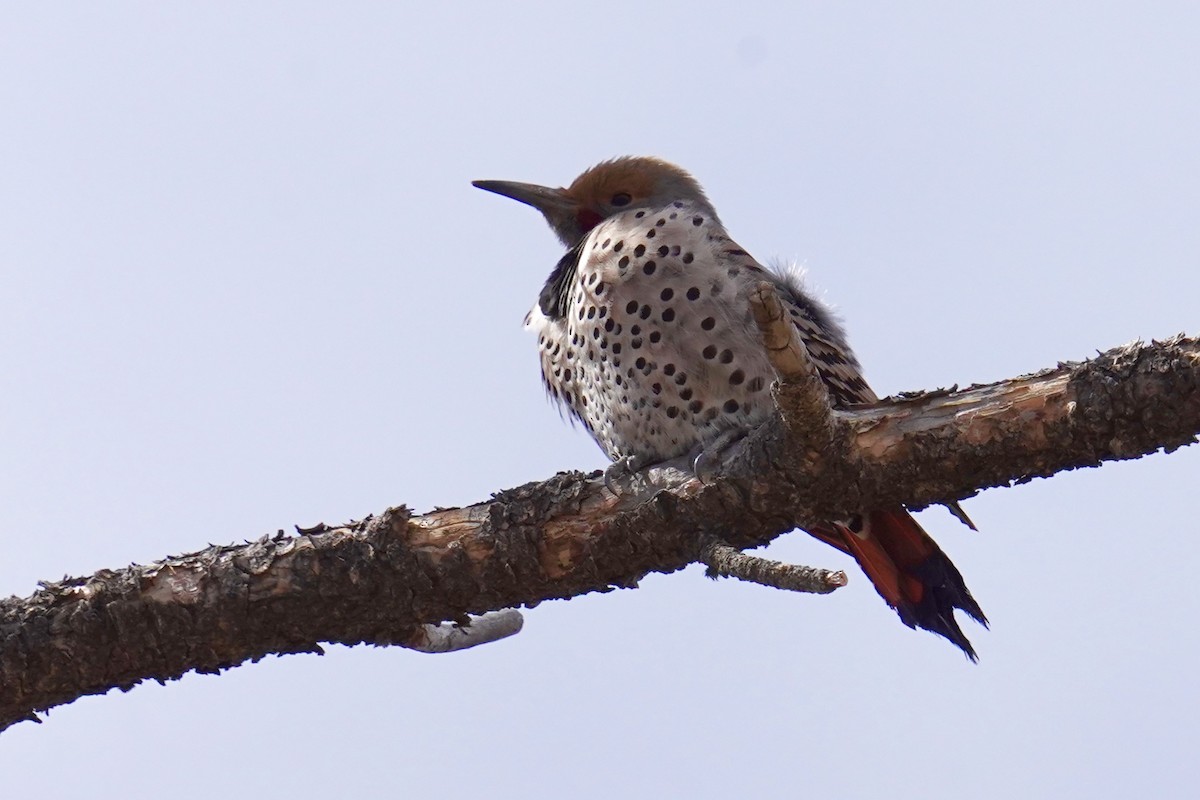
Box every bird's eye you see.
[610,192,632,207]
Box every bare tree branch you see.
[1,335,1197,731]
[749,281,841,450]
[699,539,847,593]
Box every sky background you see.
[2,3,1198,798]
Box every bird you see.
[473,156,987,658]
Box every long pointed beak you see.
[472,179,576,214]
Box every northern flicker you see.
[473,156,987,658]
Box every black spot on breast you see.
[723,399,739,413]
[686,287,700,300]
[661,308,676,323]
[660,288,674,301]
[614,241,624,252]
[747,376,765,392]
[666,406,679,419]
[692,216,704,226]
[702,345,717,359]
[649,331,662,344]
[729,369,745,385]
[657,245,669,257]
[634,244,646,257]
[646,229,656,239]
[701,317,716,331]
[639,305,652,320]
[619,256,629,270]
[625,301,639,314]
[643,261,657,275]
[663,363,676,376]
[719,349,733,364]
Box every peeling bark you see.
[1,335,1197,732]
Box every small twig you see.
[748,282,843,450]
[750,282,820,384]
[402,609,525,654]
[699,539,847,594]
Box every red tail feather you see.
[814,508,987,659]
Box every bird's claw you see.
[691,429,748,485]
[692,449,720,486]
[603,455,645,495]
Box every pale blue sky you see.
[2,4,1198,798]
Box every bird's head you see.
[473,156,719,247]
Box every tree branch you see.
[699,539,848,593]
[1,335,1197,731]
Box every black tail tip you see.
[902,587,988,662]
[894,606,981,661]
[909,552,988,660]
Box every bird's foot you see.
[603,454,650,495]
[692,429,750,485]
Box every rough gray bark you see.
[1,334,1197,732]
